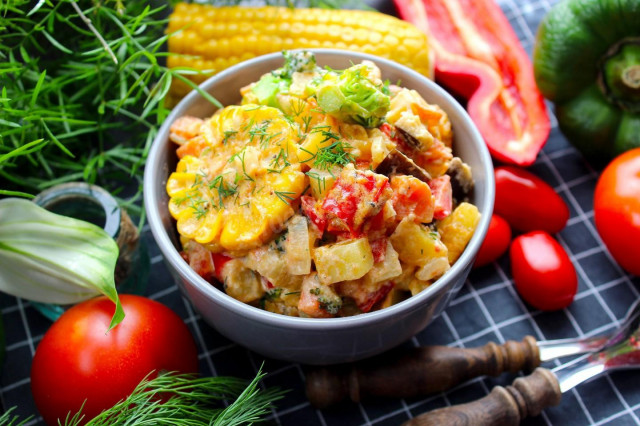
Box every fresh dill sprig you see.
[314,140,356,170]
[0,0,217,223]
[61,369,284,426]
[274,190,296,204]
[0,407,31,426]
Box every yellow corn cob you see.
[167,4,433,101]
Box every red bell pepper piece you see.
[429,175,452,220]
[393,0,550,166]
[358,282,395,313]
[369,238,388,263]
[322,167,390,236]
[301,195,327,233]
[211,253,232,281]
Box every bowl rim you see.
[144,48,495,330]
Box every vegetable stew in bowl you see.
[166,51,479,318]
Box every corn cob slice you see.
[166,104,306,251]
[167,4,433,101]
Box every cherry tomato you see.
[494,166,569,234]
[473,214,512,267]
[31,295,198,425]
[510,231,577,311]
[594,148,640,276]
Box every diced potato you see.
[306,167,339,199]
[415,256,450,281]
[437,202,481,264]
[220,259,264,303]
[285,215,312,275]
[408,278,432,296]
[369,127,395,169]
[298,273,342,317]
[244,243,304,290]
[366,241,402,284]
[339,122,371,160]
[263,289,301,316]
[313,237,374,284]
[390,217,448,266]
[393,263,417,292]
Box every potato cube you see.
[220,259,264,303]
[285,215,312,275]
[313,238,374,284]
[415,256,450,281]
[437,202,480,264]
[390,218,448,266]
[306,167,338,200]
[366,241,402,284]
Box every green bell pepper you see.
[533,0,640,164]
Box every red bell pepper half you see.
[393,0,550,166]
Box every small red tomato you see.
[510,231,577,310]
[474,214,512,267]
[494,166,569,234]
[31,295,198,425]
[594,148,640,276]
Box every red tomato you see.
[494,166,569,234]
[31,295,198,425]
[594,148,640,276]
[510,231,577,311]
[473,214,512,267]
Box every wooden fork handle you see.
[305,336,540,409]
[403,367,562,426]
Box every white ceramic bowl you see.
[144,49,494,365]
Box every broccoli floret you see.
[250,50,320,108]
[313,63,390,128]
[276,50,318,79]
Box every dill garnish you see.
[61,370,284,425]
[268,148,292,173]
[208,174,238,208]
[314,140,356,170]
[274,190,296,205]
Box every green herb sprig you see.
[0,0,216,219]
[4,369,283,425]
[65,369,282,426]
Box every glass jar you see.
[32,183,150,321]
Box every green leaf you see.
[26,0,45,16]
[41,30,73,54]
[0,199,124,330]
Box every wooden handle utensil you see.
[402,367,562,426]
[305,336,540,408]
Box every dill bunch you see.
[66,370,284,425]
[3,369,283,425]
[0,0,212,214]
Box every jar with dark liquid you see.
[32,183,150,321]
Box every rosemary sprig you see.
[0,0,214,221]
